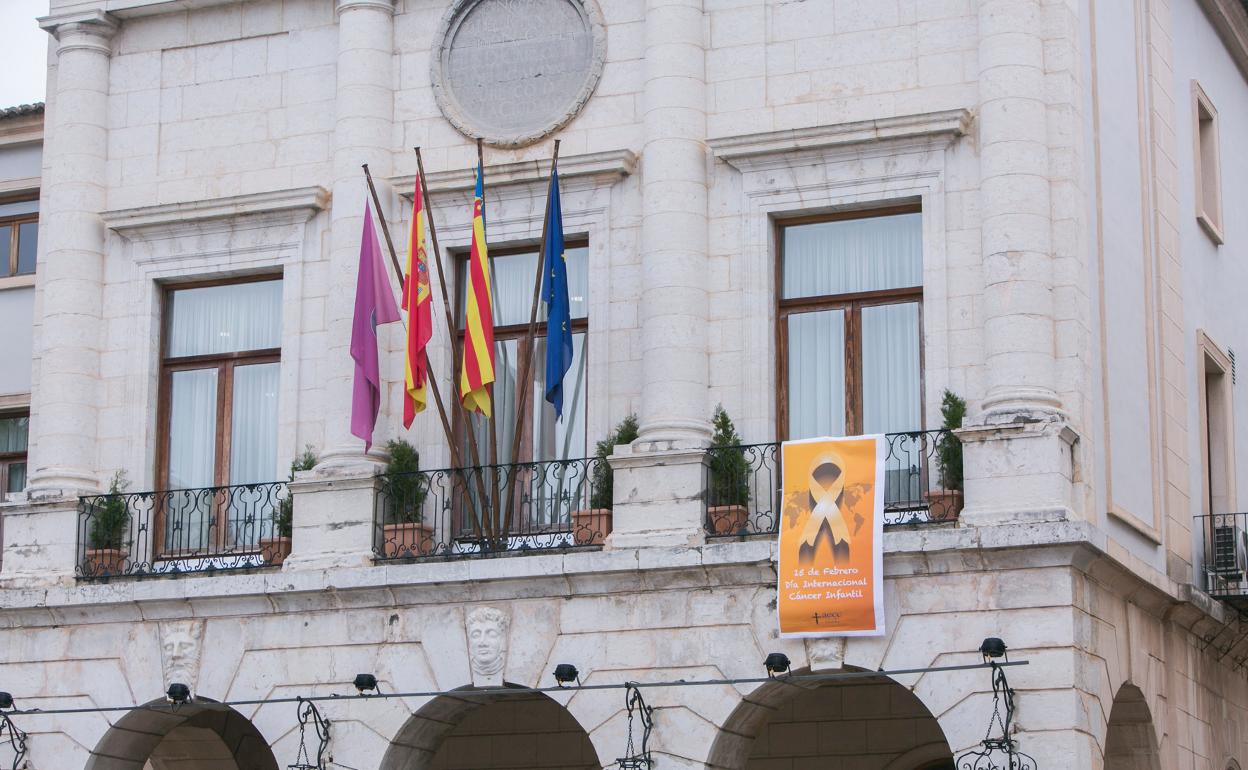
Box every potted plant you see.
[263,445,317,566]
[706,405,750,535]
[574,414,638,545]
[381,439,432,558]
[85,470,131,576]
[927,390,966,521]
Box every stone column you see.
[608,0,710,548]
[960,0,1076,526]
[635,0,710,447]
[318,0,397,473]
[24,11,117,498]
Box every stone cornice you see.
[1197,0,1248,83]
[391,149,636,200]
[709,109,973,172]
[102,186,330,239]
[0,115,43,148]
[38,9,118,47]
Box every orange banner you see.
[778,435,885,637]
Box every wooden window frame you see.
[775,204,925,441]
[1192,81,1224,245]
[0,410,29,497]
[1197,330,1236,517]
[154,275,282,554]
[0,195,38,284]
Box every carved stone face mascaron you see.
[466,607,509,678]
[431,0,607,148]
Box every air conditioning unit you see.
[1210,514,1246,585]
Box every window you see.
[1193,81,1223,244]
[157,277,282,552]
[778,207,923,440]
[0,412,28,495]
[456,243,589,465]
[0,198,37,280]
[1199,331,1235,516]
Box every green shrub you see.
[589,414,639,510]
[275,445,318,538]
[88,470,131,550]
[384,439,427,523]
[936,390,966,491]
[707,405,750,507]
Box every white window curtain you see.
[168,280,283,357]
[229,363,280,486]
[782,212,922,299]
[0,416,27,453]
[787,310,846,441]
[166,368,217,552]
[861,303,921,435]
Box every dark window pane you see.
[5,462,25,494]
[0,416,28,453]
[16,222,37,275]
[0,226,10,278]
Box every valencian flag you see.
[350,200,401,450]
[402,173,433,427]
[459,161,496,416]
[541,164,573,419]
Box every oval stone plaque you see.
[431,0,606,147]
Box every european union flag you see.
[542,165,573,419]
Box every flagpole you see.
[501,139,560,542]
[413,146,499,544]
[362,163,490,544]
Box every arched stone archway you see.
[707,669,954,770]
[84,698,277,770]
[1104,683,1162,770]
[381,688,601,770]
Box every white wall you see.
[1172,1,1248,548]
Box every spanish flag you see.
[459,161,495,416]
[402,173,433,428]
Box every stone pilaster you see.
[24,11,118,499]
[635,0,710,447]
[318,0,397,473]
[282,470,379,570]
[960,0,1076,526]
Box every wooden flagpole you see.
[475,139,504,542]
[501,139,560,541]
[413,146,501,544]
[362,163,489,544]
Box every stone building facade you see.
[2,0,1248,768]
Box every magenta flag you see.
[350,200,401,451]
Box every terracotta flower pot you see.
[924,490,964,522]
[383,521,435,558]
[259,536,292,566]
[707,504,749,535]
[84,547,128,576]
[571,508,612,545]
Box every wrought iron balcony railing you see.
[1199,512,1248,609]
[373,456,610,560]
[704,430,962,537]
[76,481,289,579]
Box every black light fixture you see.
[0,694,11,711]
[615,683,653,770]
[956,639,1037,770]
[553,664,580,687]
[352,674,379,694]
[763,652,791,677]
[0,700,28,770]
[980,638,1008,661]
[166,683,192,706]
[289,697,331,770]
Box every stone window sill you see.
[0,274,34,291]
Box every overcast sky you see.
[1,0,51,109]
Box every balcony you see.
[76,481,289,579]
[1199,512,1248,610]
[703,430,961,537]
[373,456,610,560]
